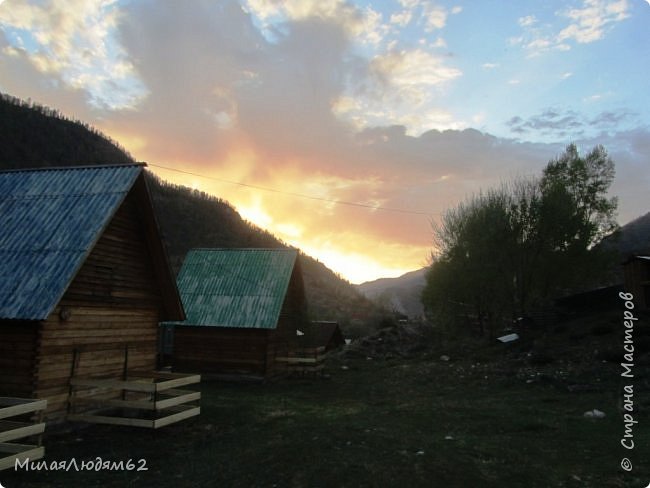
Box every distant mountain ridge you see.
[0,92,384,336]
[358,211,650,318]
[357,268,427,319]
[600,211,650,258]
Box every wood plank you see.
[275,357,327,364]
[152,376,200,392]
[67,411,153,428]
[49,307,158,318]
[71,389,200,411]
[0,421,46,443]
[38,335,158,347]
[69,378,156,393]
[72,397,156,411]
[0,443,45,471]
[0,399,47,420]
[122,373,200,392]
[153,405,200,429]
[37,341,154,356]
[155,391,201,410]
[67,404,200,429]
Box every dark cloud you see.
[590,110,636,127]
[507,107,640,139]
[506,108,583,135]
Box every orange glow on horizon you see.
[145,162,429,283]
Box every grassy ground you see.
[3,314,650,487]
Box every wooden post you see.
[35,407,44,447]
[122,345,129,401]
[67,348,80,414]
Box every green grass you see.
[3,348,649,487]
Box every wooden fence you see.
[276,346,329,376]
[0,397,47,470]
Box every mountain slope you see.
[357,268,427,319]
[0,92,383,336]
[600,211,650,258]
[0,93,133,167]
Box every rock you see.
[583,409,606,419]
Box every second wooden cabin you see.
[164,248,308,378]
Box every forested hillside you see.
[0,93,383,335]
[0,94,133,168]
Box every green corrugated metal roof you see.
[170,248,297,329]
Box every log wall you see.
[34,190,163,423]
[172,327,268,376]
[0,321,38,398]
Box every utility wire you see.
[148,162,438,217]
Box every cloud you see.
[590,110,635,126]
[515,0,629,56]
[482,62,499,69]
[422,3,447,31]
[328,47,463,135]
[518,15,537,27]
[390,10,412,27]
[370,49,461,100]
[0,0,144,108]
[558,0,629,43]
[507,109,583,137]
[429,37,447,48]
[244,0,390,46]
[506,107,638,139]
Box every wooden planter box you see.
[67,371,200,429]
[276,346,329,375]
[0,398,47,471]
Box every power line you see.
[148,162,438,217]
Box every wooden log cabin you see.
[164,249,308,378]
[0,164,186,423]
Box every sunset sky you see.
[1,0,649,284]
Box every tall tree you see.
[536,144,618,294]
[423,144,618,337]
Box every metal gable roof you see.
[0,164,143,320]
[171,248,298,329]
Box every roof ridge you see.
[0,162,146,174]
